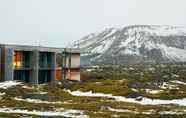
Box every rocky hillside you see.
[71,25,186,65]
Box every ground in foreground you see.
[0,64,186,117]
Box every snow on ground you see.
[159,82,179,90]
[0,81,21,89]
[34,92,48,94]
[14,97,63,104]
[86,68,95,72]
[108,107,138,114]
[66,90,186,106]
[108,107,186,115]
[144,89,163,94]
[171,80,186,85]
[159,111,185,115]
[131,88,138,92]
[0,108,88,118]
[22,85,35,90]
[0,92,5,96]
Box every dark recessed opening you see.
[14,70,30,83]
[38,70,51,84]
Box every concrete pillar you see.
[4,48,14,81]
[30,50,39,84]
[62,52,67,80]
[0,47,1,81]
[51,52,56,82]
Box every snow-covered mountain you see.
[71,25,186,65]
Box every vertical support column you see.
[0,47,1,81]
[69,49,71,80]
[62,50,67,80]
[31,50,39,84]
[51,52,56,82]
[0,46,5,81]
[4,48,14,81]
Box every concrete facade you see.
[0,44,80,84]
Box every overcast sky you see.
[0,0,186,47]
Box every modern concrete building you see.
[0,44,80,84]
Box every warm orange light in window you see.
[13,62,16,67]
[14,61,22,68]
[16,61,21,67]
[14,51,22,68]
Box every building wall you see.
[71,54,80,68]
[0,46,5,81]
[55,68,62,80]
[4,48,14,81]
[0,48,1,81]
[0,45,81,84]
[61,52,81,81]
[69,69,80,81]
[30,50,39,84]
[13,51,32,83]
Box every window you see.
[14,51,23,68]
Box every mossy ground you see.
[0,64,186,117]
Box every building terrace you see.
[0,44,80,84]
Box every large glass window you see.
[14,51,30,68]
[38,70,51,84]
[14,70,30,82]
[39,52,52,68]
[14,51,23,68]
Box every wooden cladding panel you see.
[55,68,80,81]
[55,69,62,80]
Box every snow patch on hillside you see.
[125,26,186,37]
[150,26,186,36]
[91,39,114,54]
[158,44,186,62]
[72,25,186,64]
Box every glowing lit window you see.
[14,51,23,68]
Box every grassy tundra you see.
[0,64,186,117]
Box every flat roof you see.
[0,43,80,53]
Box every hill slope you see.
[71,25,186,65]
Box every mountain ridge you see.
[71,25,186,65]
